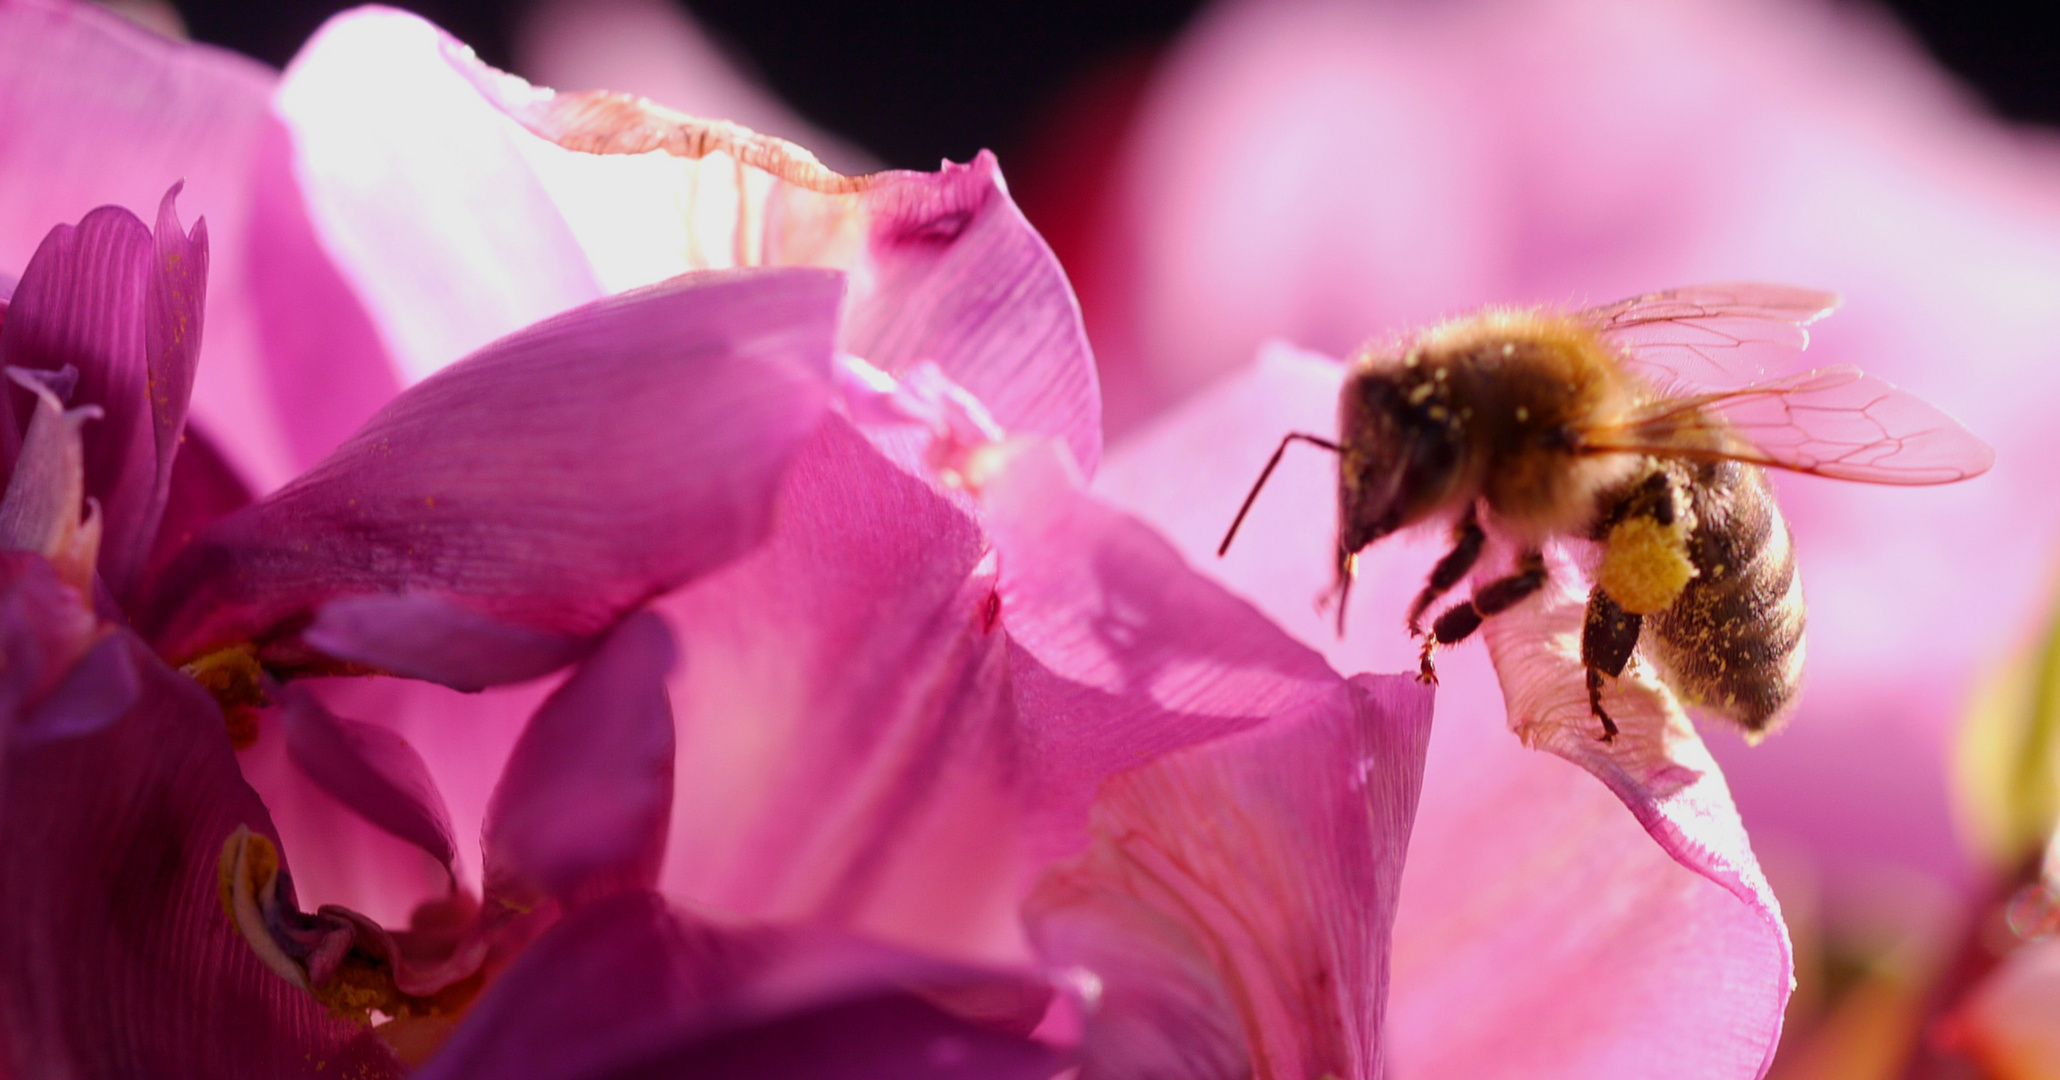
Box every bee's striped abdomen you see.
[1646,461,1805,734]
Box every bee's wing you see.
[1577,283,1842,388]
[1581,365,1996,485]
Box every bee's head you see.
[1335,365,1470,557]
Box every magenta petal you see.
[0,551,99,727]
[143,419,251,581]
[14,632,139,744]
[304,592,587,692]
[1026,673,1432,1080]
[0,185,206,600]
[143,266,839,668]
[415,889,1063,1080]
[662,415,1369,966]
[483,611,676,904]
[278,688,459,875]
[0,632,400,1079]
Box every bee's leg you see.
[1407,508,1486,636]
[1419,550,1549,682]
[1580,586,1642,744]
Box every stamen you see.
[216,827,310,990]
[182,645,268,749]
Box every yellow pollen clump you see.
[182,645,270,746]
[1597,516,1697,615]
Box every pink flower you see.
[1,5,1444,1077]
[1020,0,2060,1073]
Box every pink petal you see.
[0,629,401,1078]
[1094,345,1791,1078]
[483,611,677,905]
[141,267,839,672]
[243,117,404,471]
[277,687,460,876]
[272,7,605,386]
[979,438,1352,857]
[660,405,1360,966]
[0,0,304,490]
[281,7,1100,470]
[0,185,206,599]
[413,889,1063,1080]
[1026,672,1432,1079]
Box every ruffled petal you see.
[142,266,839,675]
[0,0,295,489]
[413,889,1063,1080]
[1026,672,1432,1080]
[0,187,205,598]
[483,611,677,905]
[0,631,401,1079]
[278,7,1100,471]
[1094,344,1791,1078]
[277,687,460,876]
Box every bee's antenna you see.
[1218,432,1342,557]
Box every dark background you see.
[167,0,2060,171]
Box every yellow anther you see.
[182,645,269,746]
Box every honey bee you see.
[1220,285,1994,741]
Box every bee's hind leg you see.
[1407,508,1486,636]
[1419,549,1548,682]
[1581,586,1643,744]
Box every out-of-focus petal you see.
[0,187,205,598]
[0,631,401,1079]
[278,7,1099,472]
[483,611,676,905]
[142,267,839,674]
[1945,936,2060,1079]
[1096,344,1790,1078]
[1026,672,1432,1080]
[277,687,459,876]
[244,117,404,471]
[414,889,1063,1080]
[0,0,294,488]
[271,8,601,388]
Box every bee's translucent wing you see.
[1582,365,1996,485]
[1577,283,1841,388]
